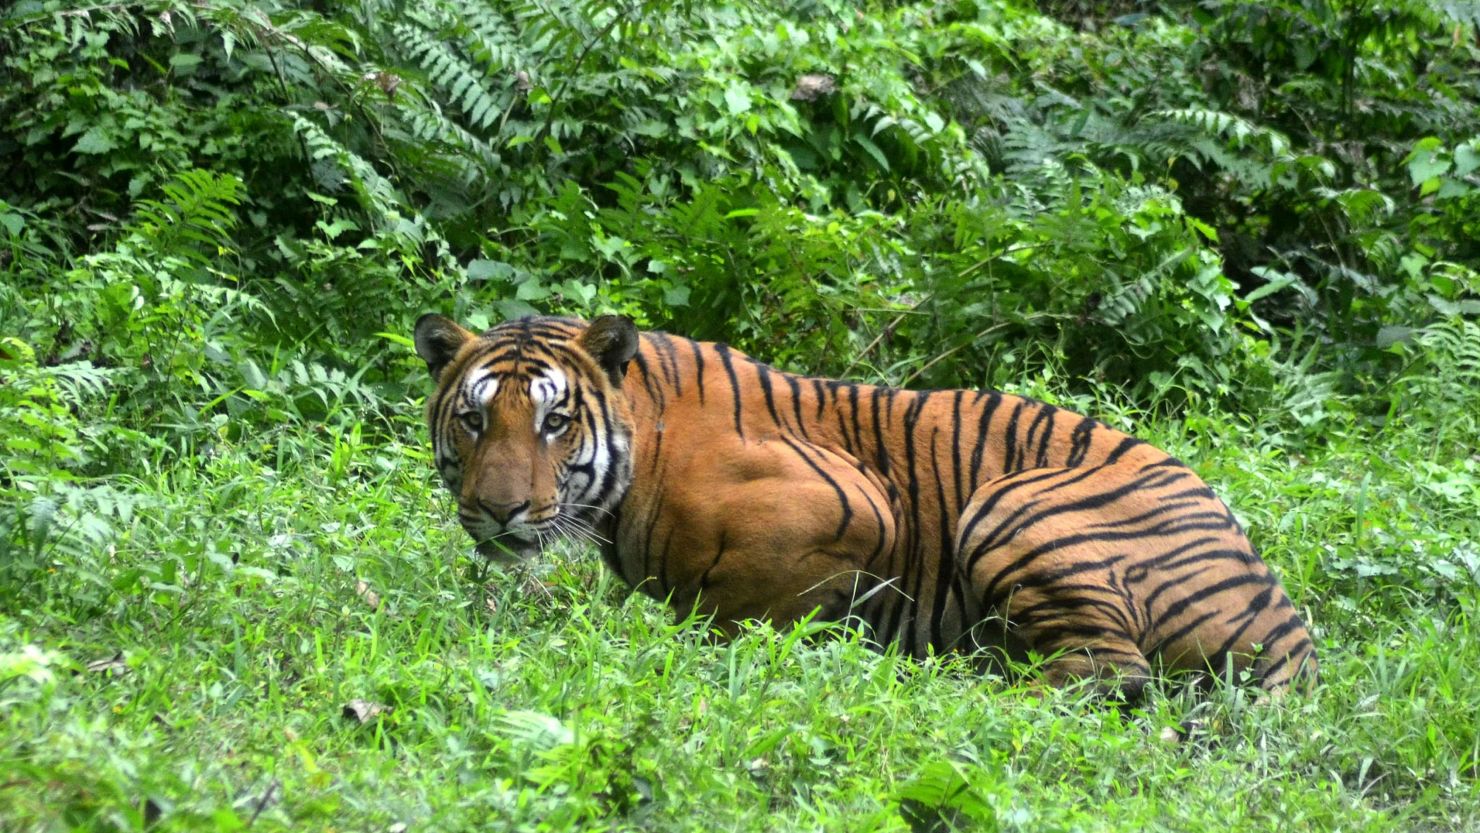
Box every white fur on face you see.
[467,372,499,409]
[528,368,569,432]
[435,373,499,489]
[585,432,626,508]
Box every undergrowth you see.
[3,365,1478,831]
[2,0,1478,829]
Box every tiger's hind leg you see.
[1027,632,1152,700]
[954,464,1156,699]
[954,460,1316,696]
[983,579,1154,700]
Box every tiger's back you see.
[415,314,1317,694]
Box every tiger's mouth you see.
[473,533,542,562]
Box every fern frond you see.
[446,2,524,77]
[131,170,243,263]
[1416,318,1480,384]
[291,115,400,221]
[393,20,511,130]
[1427,1,1480,32]
[1150,108,1290,156]
[41,362,115,404]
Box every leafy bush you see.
[9,0,1475,416]
[2,2,1480,829]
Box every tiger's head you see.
[413,314,639,560]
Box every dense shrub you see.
[5,0,1476,408]
[2,4,1479,829]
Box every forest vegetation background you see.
[2,0,1479,830]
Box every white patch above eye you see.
[467,373,499,406]
[454,373,499,437]
[529,368,569,433]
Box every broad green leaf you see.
[170,53,202,74]
[1453,144,1479,178]
[1406,140,1450,187]
[853,135,890,172]
[467,260,513,282]
[0,212,23,236]
[593,234,629,258]
[724,82,751,116]
[516,280,550,301]
[74,127,116,155]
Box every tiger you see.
[413,313,1317,697]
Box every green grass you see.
[3,402,1479,832]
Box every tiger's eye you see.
[543,412,570,434]
[459,410,483,434]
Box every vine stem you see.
[530,0,640,153]
[840,305,919,379]
[901,312,1068,388]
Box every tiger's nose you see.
[480,499,529,524]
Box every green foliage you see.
[1,0,1479,827]
[0,338,85,479]
[7,0,1474,410]
[1,411,1479,830]
[1387,317,1480,453]
[913,0,1479,400]
[0,336,142,613]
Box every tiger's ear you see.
[414,313,475,380]
[577,315,639,385]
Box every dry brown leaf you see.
[85,652,128,677]
[374,71,402,98]
[355,580,381,611]
[790,73,837,101]
[1158,720,1208,745]
[342,699,392,724]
